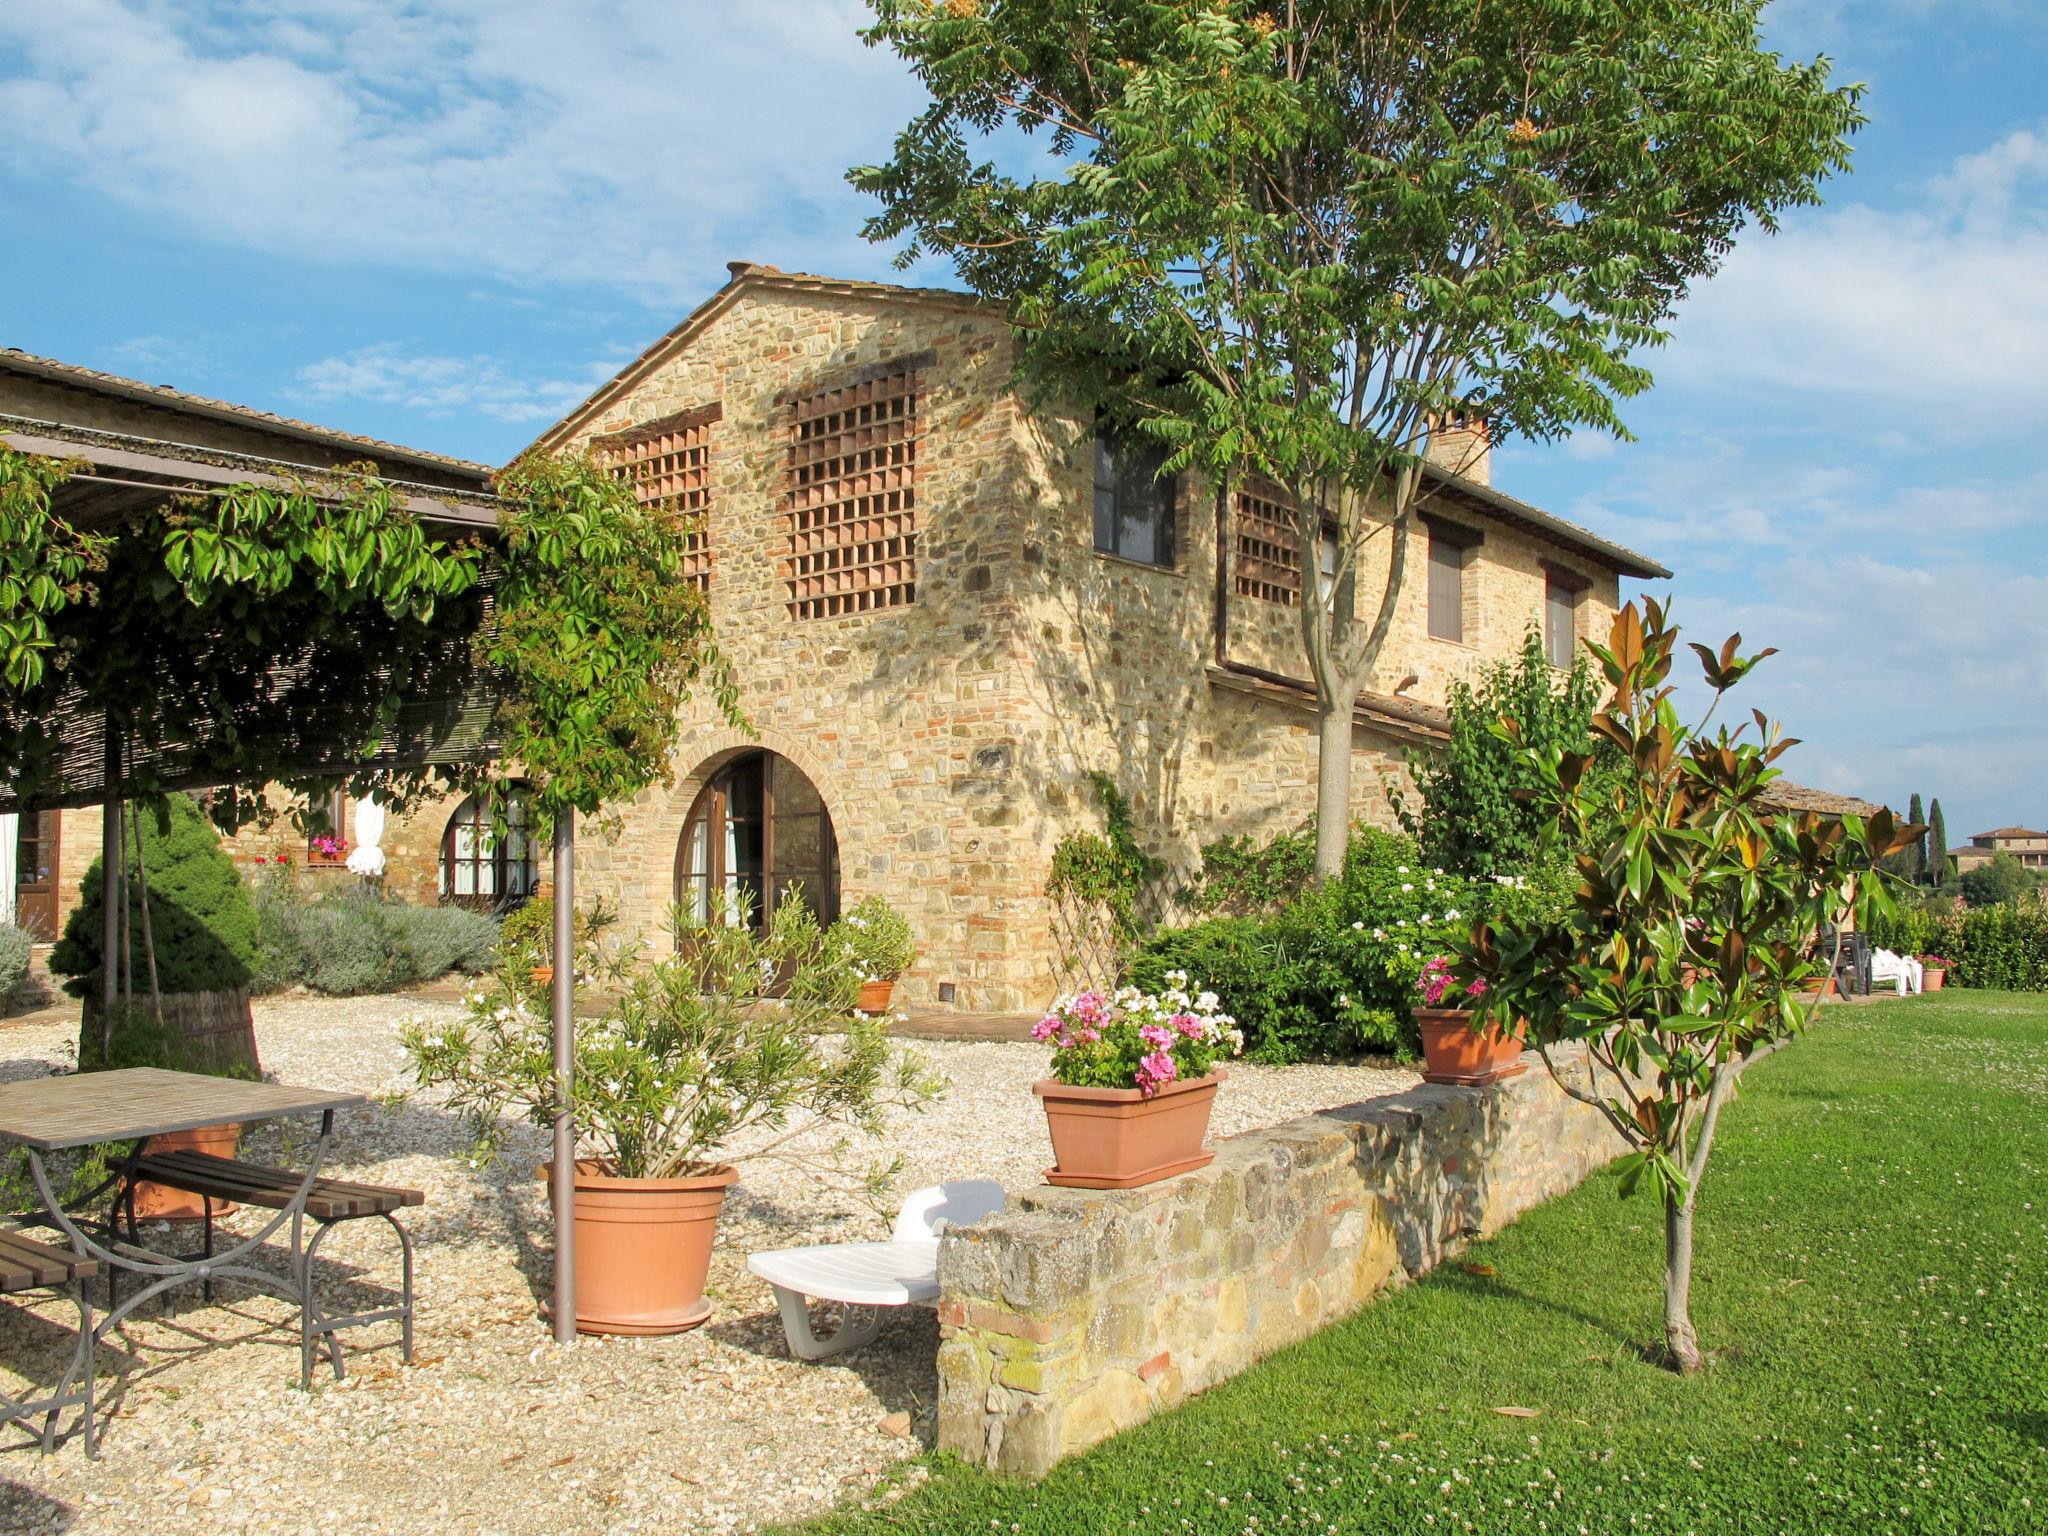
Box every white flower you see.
[1372,928,1386,941]
[1401,882,1414,893]
[1396,865,1409,875]
[1444,908,1460,921]
[1419,913,1432,924]
[1351,920,1364,931]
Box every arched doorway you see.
[675,751,840,931]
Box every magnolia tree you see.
[1460,601,1920,1372]
[856,0,1862,876]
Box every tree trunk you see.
[1663,1189,1704,1373]
[1314,696,1352,878]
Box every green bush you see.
[1863,898,1940,958]
[0,923,30,999]
[1180,827,1315,916]
[1959,850,2040,909]
[251,879,499,996]
[51,793,259,996]
[1132,827,1484,1062]
[1936,902,2048,990]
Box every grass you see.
[787,990,2048,1535]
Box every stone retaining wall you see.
[935,1049,1625,1477]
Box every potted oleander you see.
[826,896,916,1012]
[1412,955,1527,1086]
[405,894,942,1335]
[1921,953,1950,992]
[1031,971,1242,1189]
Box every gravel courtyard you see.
[0,993,1416,1535]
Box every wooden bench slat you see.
[131,1151,423,1222]
[0,1229,96,1292]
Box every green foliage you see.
[1463,600,1919,1369]
[483,453,741,821]
[826,895,917,982]
[777,995,2048,1536]
[0,448,103,692]
[404,895,943,1184]
[251,876,500,996]
[1960,850,2038,909]
[1133,827,1488,1061]
[50,793,259,996]
[1929,798,1950,885]
[1180,827,1315,917]
[1047,771,1167,965]
[857,0,1862,869]
[1404,628,1610,874]
[1934,902,2048,991]
[0,922,29,999]
[1906,792,1926,881]
[1863,898,1940,960]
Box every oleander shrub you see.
[51,792,259,996]
[1935,901,2048,991]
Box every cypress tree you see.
[1907,792,1926,882]
[1928,799,1949,887]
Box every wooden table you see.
[0,1067,364,1388]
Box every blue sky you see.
[2,1,2042,843]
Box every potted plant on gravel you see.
[1031,971,1243,1189]
[403,893,943,1336]
[1920,953,1949,991]
[1411,955,1527,1086]
[826,896,917,1013]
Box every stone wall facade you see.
[934,1049,1628,1477]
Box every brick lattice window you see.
[783,364,921,620]
[1235,480,1303,604]
[593,403,720,591]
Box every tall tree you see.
[855,0,1863,875]
[1929,798,1950,887]
[1907,791,1926,882]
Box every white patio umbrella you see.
[345,795,387,877]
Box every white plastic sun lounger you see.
[747,1179,1006,1360]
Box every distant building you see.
[1951,827,2048,875]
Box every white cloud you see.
[0,0,928,304]
[292,345,623,425]
[1662,123,2048,436]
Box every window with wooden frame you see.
[1234,481,1345,610]
[440,788,541,913]
[592,402,721,591]
[306,787,348,865]
[1424,515,1483,643]
[1544,564,1591,668]
[1092,424,1176,567]
[782,361,922,621]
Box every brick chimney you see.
[1424,410,1491,487]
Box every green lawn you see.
[790,991,2048,1535]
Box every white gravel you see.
[0,992,1416,1535]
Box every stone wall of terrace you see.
[934,1050,1626,1477]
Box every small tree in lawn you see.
[1461,601,1919,1373]
[855,0,1862,877]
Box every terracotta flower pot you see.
[1923,967,1947,992]
[130,1122,241,1221]
[856,978,895,1013]
[542,1160,736,1335]
[1033,1070,1224,1189]
[1414,1008,1528,1087]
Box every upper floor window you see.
[1093,426,1175,567]
[1425,516,1481,643]
[1545,566,1589,667]
[441,788,540,913]
[594,403,720,592]
[783,362,922,621]
[1236,480,1343,611]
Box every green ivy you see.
[1046,771,1166,950]
[0,448,103,693]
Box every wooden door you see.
[15,810,59,940]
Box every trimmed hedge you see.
[1938,902,2048,991]
[0,923,30,998]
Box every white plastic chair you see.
[746,1179,1006,1361]
[1869,948,1923,997]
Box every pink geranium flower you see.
[1138,1022,1175,1051]
[1135,1050,1178,1096]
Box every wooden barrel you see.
[80,987,261,1077]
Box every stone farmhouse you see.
[2,265,1676,1011]
[1951,826,2048,876]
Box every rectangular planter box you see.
[1033,1070,1224,1189]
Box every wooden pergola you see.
[0,417,590,1344]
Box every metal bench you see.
[124,1150,420,1380]
[0,1228,96,1455]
